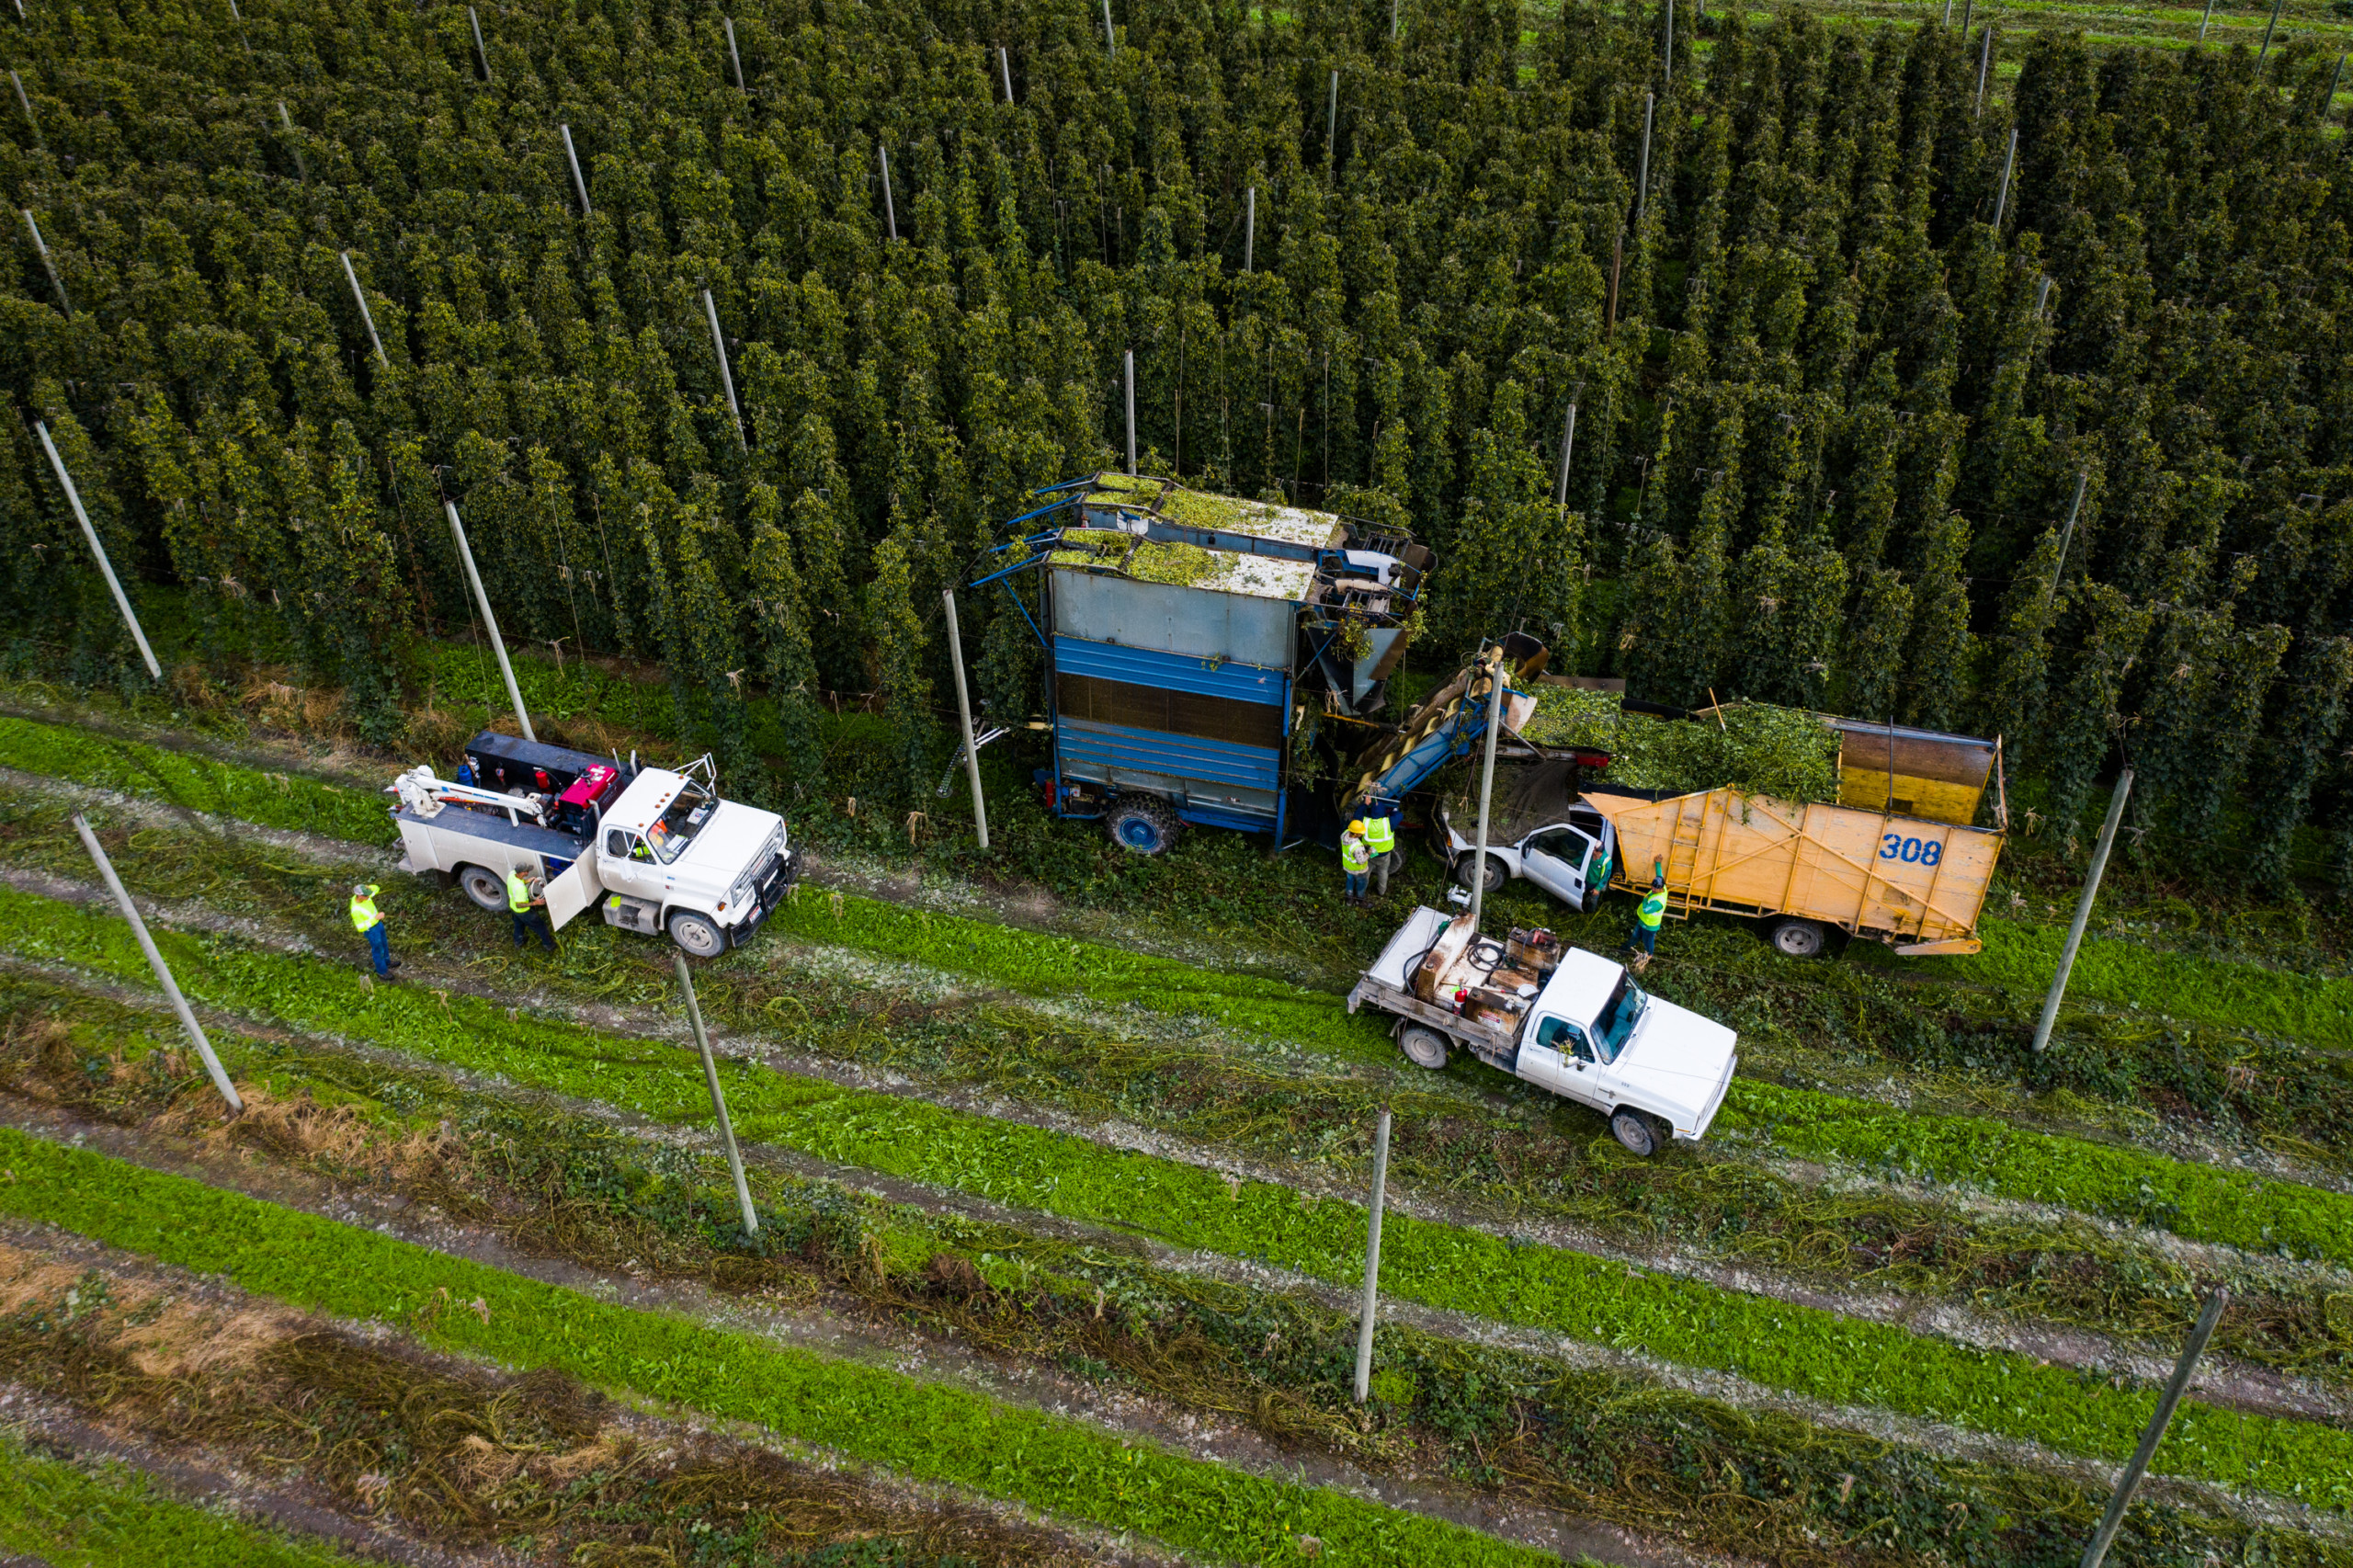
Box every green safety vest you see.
[1362,815,1395,854]
[506,870,534,914]
[1341,837,1371,874]
[348,888,381,932]
[1637,885,1668,930]
[1592,848,1613,888]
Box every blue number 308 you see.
[1881,834,1943,867]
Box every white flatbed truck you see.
[388,731,800,958]
[1347,906,1738,1156]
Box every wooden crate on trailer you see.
[1584,788,2004,955]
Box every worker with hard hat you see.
[349,882,399,980]
[506,866,558,952]
[1357,797,1398,897]
[1626,860,1668,971]
[1340,820,1372,905]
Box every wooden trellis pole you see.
[40,421,160,679]
[561,123,591,216]
[341,251,389,367]
[74,815,243,1114]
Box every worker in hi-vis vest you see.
[506,867,557,953]
[1340,822,1372,905]
[349,883,399,980]
[1626,860,1668,969]
[1357,798,1398,897]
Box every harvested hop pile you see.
[1524,688,1842,804]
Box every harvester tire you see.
[1104,795,1181,855]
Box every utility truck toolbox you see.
[389,732,799,959]
[1348,905,1738,1157]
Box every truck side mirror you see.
[605,828,629,858]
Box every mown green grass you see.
[6,882,2351,1506]
[0,1427,361,1567]
[0,1127,1553,1568]
[770,886,1392,1057]
[1718,1079,2353,1261]
[0,713,392,845]
[1949,916,2353,1052]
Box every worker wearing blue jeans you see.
[349,883,399,980]
[506,868,557,952]
[1627,869,1667,969]
[1341,824,1372,904]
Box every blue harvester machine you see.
[976,473,1571,853]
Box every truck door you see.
[1518,1015,1608,1109]
[601,827,657,903]
[541,854,605,931]
[1519,827,1594,908]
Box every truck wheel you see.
[1451,853,1507,894]
[457,865,507,913]
[1609,1108,1661,1158]
[1397,1025,1451,1070]
[1104,795,1181,855]
[1769,918,1827,959]
[668,910,725,958]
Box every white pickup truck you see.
[388,732,800,958]
[1436,757,1619,911]
[1347,906,1738,1155]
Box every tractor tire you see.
[668,910,725,959]
[1398,1025,1452,1070]
[1451,852,1508,895]
[1104,795,1182,855]
[1768,917,1828,959]
[1609,1107,1662,1158]
[457,864,508,913]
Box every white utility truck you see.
[387,732,800,957]
[1347,906,1738,1156]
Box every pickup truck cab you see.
[391,733,798,957]
[1347,906,1737,1155]
[1436,759,1618,913]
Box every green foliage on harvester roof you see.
[1522,687,1843,803]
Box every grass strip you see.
[769,888,1391,1057]
[1949,916,2353,1055]
[0,714,391,846]
[0,1426,362,1568]
[0,1128,1551,1568]
[5,884,2351,1506]
[1716,1079,2353,1263]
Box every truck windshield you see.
[1593,974,1646,1062]
[643,784,716,865]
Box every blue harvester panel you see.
[1052,637,1287,703]
[1051,636,1288,827]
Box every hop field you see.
[6,0,2353,1558]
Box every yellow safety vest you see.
[348,890,381,932]
[506,870,533,913]
[1363,815,1395,855]
[1638,886,1668,930]
[1341,837,1371,874]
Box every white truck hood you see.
[1612,997,1738,1139]
[674,801,783,885]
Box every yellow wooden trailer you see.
[1585,770,2006,959]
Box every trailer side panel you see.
[1586,789,2000,947]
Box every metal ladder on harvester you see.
[1656,794,1707,918]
